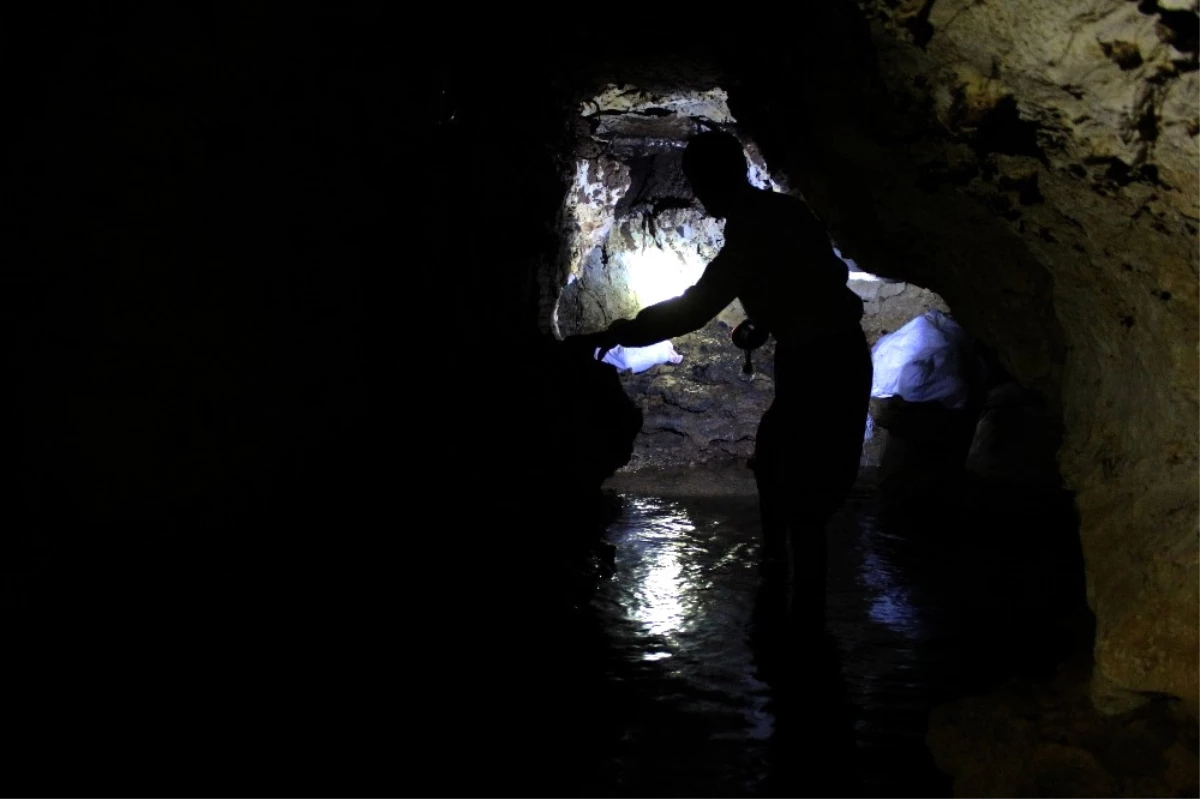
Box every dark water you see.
[569,481,1090,797]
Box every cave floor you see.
[571,463,1093,797]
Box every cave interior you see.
[7,5,1198,796]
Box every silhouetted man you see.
[569,131,872,628]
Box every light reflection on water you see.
[579,486,1080,798]
[856,520,924,640]
[606,497,697,649]
[606,496,926,658]
[595,493,774,753]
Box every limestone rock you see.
[778,0,1200,705]
[581,84,736,124]
[853,279,951,347]
[927,672,1198,797]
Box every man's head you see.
[682,131,751,217]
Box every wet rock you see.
[852,279,950,348]
[1030,743,1120,797]
[531,335,643,499]
[616,319,775,471]
[581,84,736,124]
[927,667,1199,797]
[966,381,1064,488]
[741,0,1199,706]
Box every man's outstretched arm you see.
[609,250,746,348]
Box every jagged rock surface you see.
[725,0,1198,707]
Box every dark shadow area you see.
[4,10,636,796]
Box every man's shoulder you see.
[732,190,817,233]
[747,188,812,216]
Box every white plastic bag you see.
[598,341,684,374]
[870,310,970,409]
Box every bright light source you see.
[624,245,707,309]
[849,271,882,282]
[833,242,884,282]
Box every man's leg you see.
[753,403,789,573]
[775,328,873,630]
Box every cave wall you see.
[613,320,776,470]
[553,160,727,339]
[855,278,952,347]
[716,1,1197,705]
[915,0,1197,709]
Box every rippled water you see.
[574,482,1089,797]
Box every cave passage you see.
[550,83,972,476]
[541,83,1096,798]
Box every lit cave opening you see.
[542,84,991,481]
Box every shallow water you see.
[574,481,1089,797]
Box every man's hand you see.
[563,330,617,362]
[563,320,631,362]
